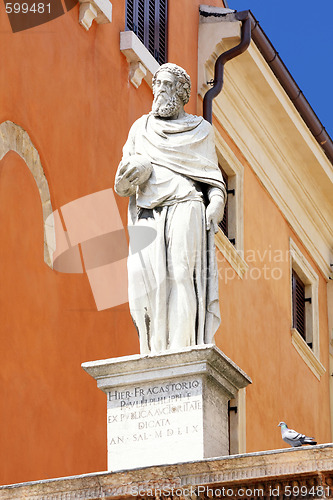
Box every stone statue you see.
[115,63,226,354]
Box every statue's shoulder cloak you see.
[125,113,225,191]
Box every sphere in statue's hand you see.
[120,154,153,186]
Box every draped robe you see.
[115,113,226,354]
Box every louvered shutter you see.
[218,168,228,237]
[125,0,135,31]
[126,0,168,65]
[292,270,306,340]
[137,0,145,42]
[148,0,155,56]
[155,0,167,64]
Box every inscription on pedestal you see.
[107,377,203,470]
[82,345,252,471]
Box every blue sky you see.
[228,0,333,138]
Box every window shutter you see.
[155,0,167,64]
[218,168,228,237]
[137,0,145,42]
[292,270,306,340]
[125,0,135,32]
[126,0,167,65]
[148,0,155,56]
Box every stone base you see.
[2,445,333,499]
[82,344,251,471]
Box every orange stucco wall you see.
[212,122,331,452]
[0,0,330,487]
[0,0,225,485]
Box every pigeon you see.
[278,422,317,447]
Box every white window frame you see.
[289,238,325,379]
[214,129,248,279]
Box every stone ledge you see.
[1,444,333,499]
[120,31,160,88]
[81,344,251,392]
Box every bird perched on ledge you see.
[278,422,317,447]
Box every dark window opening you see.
[125,0,168,65]
[228,398,238,455]
[218,167,236,245]
[292,269,307,342]
[219,168,228,236]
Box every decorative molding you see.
[79,2,97,30]
[129,61,147,89]
[215,230,248,279]
[328,281,333,436]
[290,238,319,284]
[198,11,240,93]
[120,31,160,88]
[1,445,332,499]
[198,28,333,279]
[0,121,54,269]
[328,280,333,356]
[329,353,333,438]
[78,0,112,31]
[291,328,326,380]
[211,67,332,280]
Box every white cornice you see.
[198,34,333,279]
[120,31,159,88]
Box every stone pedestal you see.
[82,344,251,471]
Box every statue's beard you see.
[152,93,182,118]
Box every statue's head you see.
[152,63,191,118]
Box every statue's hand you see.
[121,155,152,186]
[206,195,225,233]
[115,155,153,197]
[114,164,137,197]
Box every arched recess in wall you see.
[0,121,54,268]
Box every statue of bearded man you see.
[115,63,226,355]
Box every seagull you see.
[278,422,317,447]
